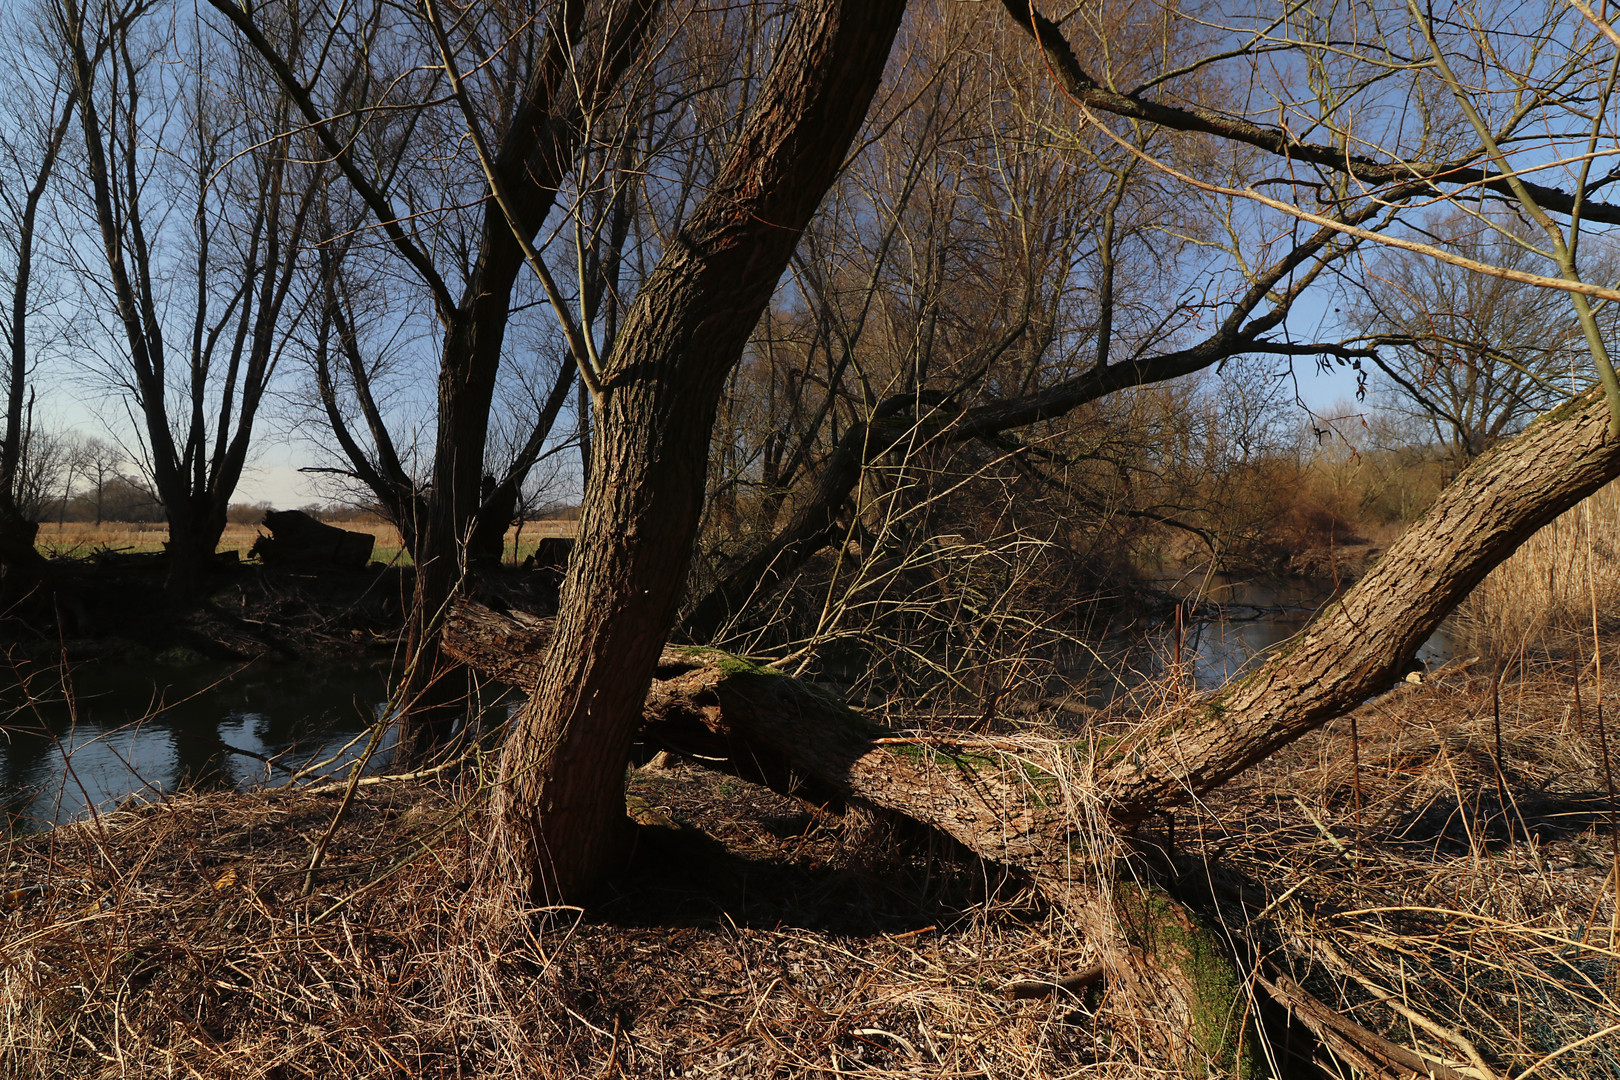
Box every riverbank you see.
[2,659,1614,1078]
[0,546,572,671]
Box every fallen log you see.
[443,600,1079,875]
[1260,974,1475,1080]
[443,600,1256,1071]
[250,509,375,570]
[435,385,1620,1074]
[444,603,1497,1074]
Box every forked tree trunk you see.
[487,0,907,904]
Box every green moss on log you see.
[1117,885,1259,1077]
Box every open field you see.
[34,518,577,567]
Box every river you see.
[0,578,1458,831]
[0,658,394,829]
[1147,575,1457,690]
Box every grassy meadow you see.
[35,517,577,566]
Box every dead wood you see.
[1259,973,1474,1080]
[443,601,1245,1069]
[250,509,375,570]
[1095,387,1620,826]
[443,600,1077,874]
[445,375,1620,1066]
[447,381,1620,1069]
[1002,963,1104,1001]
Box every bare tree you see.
[210,0,661,756]
[0,1,78,578]
[189,0,1620,1064]
[486,0,909,902]
[479,0,1620,1061]
[71,436,123,526]
[57,0,323,595]
[682,2,1386,641]
[1353,213,1601,464]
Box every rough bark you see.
[655,388,1620,842]
[446,604,1252,1068]
[448,602,1065,866]
[393,0,660,763]
[453,385,1620,1067]
[1093,386,1620,826]
[211,0,660,759]
[487,0,908,904]
[616,387,1620,844]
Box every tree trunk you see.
[0,504,44,607]
[393,313,502,761]
[163,501,227,602]
[453,385,1620,1067]
[373,0,658,764]
[671,388,1620,843]
[250,509,374,569]
[448,610,1259,1070]
[1093,386,1620,825]
[652,388,1620,838]
[487,0,907,904]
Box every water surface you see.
[0,658,392,830]
[1145,574,1457,689]
[0,577,1456,829]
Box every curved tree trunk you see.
[1094,386,1620,825]
[456,384,1620,1067]
[382,0,658,764]
[654,388,1620,842]
[487,0,908,904]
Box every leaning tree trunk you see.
[487,0,907,904]
[1092,386,1620,825]
[457,384,1620,1071]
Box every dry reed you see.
[1454,481,1620,659]
[1214,658,1620,1079]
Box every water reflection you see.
[1146,575,1458,690]
[0,578,1460,829]
[0,659,393,831]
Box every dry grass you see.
[34,518,577,566]
[1454,482,1620,659]
[1,660,1616,1078]
[0,765,1139,1079]
[1213,658,1620,1079]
